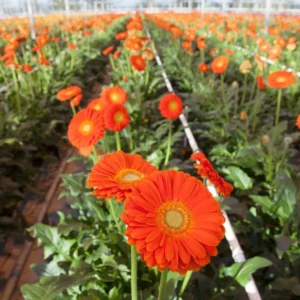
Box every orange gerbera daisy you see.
[79,146,94,157]
[115,31,127,40]
[23,64,32,73]
[239,60,252,74]
[57,86,82,101]
[113,49,121,59]
[191,152,233,197]
[102,45,115,55]
[67,43,77,50]
[104,104,130,132]
[87,151,158,202]
[159,93,183,120]
[211,56,229,74]
[67,108,105,148]
[130,55,146,71]
[198,63,209,73]
[257,75,266,90]
[101,86,127,104]
[87,98,108,112]
[267,71,296,89]
[39,56,50,66]
[296,115,300,129]
[70,93,83,107]
[121,170,225,275]
[142,48,154,61]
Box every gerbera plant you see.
[159,92,183,166]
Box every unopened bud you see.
[261,135,270,145]
[240,111,247,120]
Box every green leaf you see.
[31,261,64,277]
[249,195,273,213]
[21,263,93,300]
[108,286,119,300]
[223,166,253,190]
[272,277,300,296]
[223,256,272,286]
[29,224,75,260]
[274,170,297,221]
[61,172,86,197]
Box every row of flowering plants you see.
[0,14,128,240]
[20,13,234,300]
[19,11,298,299]
[146,12,300,298]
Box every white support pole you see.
[188,0,192,11]
[222,0,226,14]
[64,0,70,20]
[201,0,205,16]
[26,0,36,39]
[265,0,271,32]
[145,25,262,300]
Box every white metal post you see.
[26,0,36,39]
[222,0,226,14]
[201,0,205,16]
[64,0,70,20]
[188,0,192,11]
[265,0,271,32]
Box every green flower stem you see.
[108,199,122,232]
[245,116,249,146]
[109,54,116,72]
[12,69,20,115]
[179,270,193,297]
[158,269,168,300]
[233,84,239,117]
[164,120,173,167]
[251,90,260,133]
[249,71,257,103]
[71,105,76,116]
[127,126,134,151]
[221,74,229,121]
[92,146,98,163]
[115,131,121,151]
[70,51,75,71]
[131,246,138,300]
[125,50,132,76]
[241,73,248,107]
[144,67,149,90]
[201,49,205,64]
[273,89,283,143]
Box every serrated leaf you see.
[223,166,253,190]
[249,195,272,213]
[29,223,74,260]
[223,256,272,286]
[21,262,93,300]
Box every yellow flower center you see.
[157,201,194,237]
[165,210,184,228]
[79,120,93,135]
[110,92,119,103]
[94,104,102,111]
[168,101,178,111]
[115,168,144,184]
[114,112,124,123]
[276,76,286,83]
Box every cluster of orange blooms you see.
[57,84,130,156]
[0,14,123,72]
[148,12,298,61]
[148,13,298,91]
[54,14,233,275]
[101,13,155,73]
